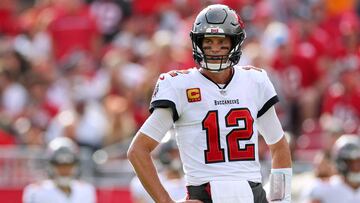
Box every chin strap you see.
[54,176,73,188]
[269,168,292,203]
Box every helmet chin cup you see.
[54,176,73,187]
[347,172,360,184]
[200,61,232,72]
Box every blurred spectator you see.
[48,0,101,61]
[0,127,16,145]
[13,4,52,63]
[48,51,109,110]
[321,66,360,134]
[270,34,321,136]
[90,0,131,43]
[131,0,171,16]
[44,51,109,151]
[102,94,136,146]
[23,73,59,129]
[15,117,45,146]
[45,97,108,151]
[0,68,28,120]
[0,0,20,36]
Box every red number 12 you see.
[202,108,255,164]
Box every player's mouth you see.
[205,55,229,63]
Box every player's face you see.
[202,36,231,64]
[54,163,76,177]
[346,158,360,187]
[348,158,360,172]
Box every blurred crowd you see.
[0,0,359,169]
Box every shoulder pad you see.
[157,69,192,81]
[167,69,191,77]
[241,65,263,72]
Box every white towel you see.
[210,180,254,203]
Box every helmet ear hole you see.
[336,159,349,175]
[190,32,204,64]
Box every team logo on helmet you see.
[206,27,225,33]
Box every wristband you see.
[269,168,292,202]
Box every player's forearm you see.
[269,136,292,168]
[268,136,292,202]
[127,134,173,203]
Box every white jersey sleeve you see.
[150,73,183,122]
[256,106,284,145]
[139,108,174,142]
[256,69,279,118]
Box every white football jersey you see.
[150,66,279,186]
[22,179,96,203]
[304,175,360,203]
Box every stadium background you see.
[0,0,359,202]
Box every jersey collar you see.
[198,67,235,90]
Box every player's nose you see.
[209,45,222,53]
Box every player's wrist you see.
[270,168,292,176]
[157,195,174,203]
[269,168,292,203]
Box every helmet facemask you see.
[346,161,360,184]
[51,164,78,188]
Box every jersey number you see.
[202,108,255,164]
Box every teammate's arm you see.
[127,108,202,203]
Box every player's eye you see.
[203,46,211,50]
[203,39,212,45]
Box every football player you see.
[23,137,96,203]
[305,134,360,203]
[127,4,292,203]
